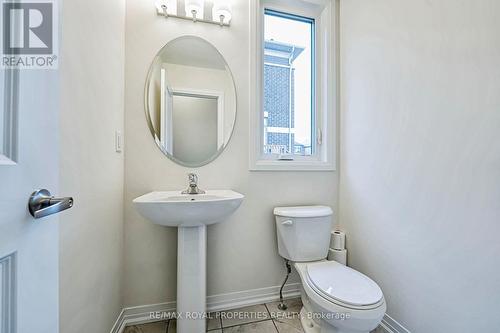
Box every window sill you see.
[249,159,335,171]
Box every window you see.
[263,10,315,157]
[250,0,336,171]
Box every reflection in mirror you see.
[172,94,218,164]
[145,36,237,167]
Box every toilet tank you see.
[274,206,333,262]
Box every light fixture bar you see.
[156,9,231,26]
[156,0,231,27]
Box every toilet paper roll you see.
[328,248,347,265]
[330,230,346,250]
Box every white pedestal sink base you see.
[177,226,207,333]
[133,190,244,333]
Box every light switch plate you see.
[115,131,123,153]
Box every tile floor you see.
[123,297,382,333]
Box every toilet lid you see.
[306,261,383,307]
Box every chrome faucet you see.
[182,173,206,195]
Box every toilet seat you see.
[305,261,383,310]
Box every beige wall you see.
[59,0,125,332]
[124,0,337,306]
[339,1,500,332]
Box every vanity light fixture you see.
[155,0,231,27]
[155,0,177,16]
[212,1,232,26]
[185,0,204,21]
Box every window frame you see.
[249,0,337,171]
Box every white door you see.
[0,64,64,332]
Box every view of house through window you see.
[263,9,314,157]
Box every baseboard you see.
[109,301,178,333]
[110,283,301,333]
[109,284,412,333]
[380,314,411,333]
[207,282,301,312]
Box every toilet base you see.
[300,307,320,333]
[295,263,385,333]
[300,307,374,333]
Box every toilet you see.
[274,206,386,333]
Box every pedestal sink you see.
[133,190,244,333]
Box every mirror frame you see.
[143,35,237,168]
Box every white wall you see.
[59,0,125,332]
[124,0,337,307]
[339,1,500,332]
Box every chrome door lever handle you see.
[28,189,74,219]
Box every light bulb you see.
[155,0,177,16]
[212,1,232,25]
[185,0,204,20]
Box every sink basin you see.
[133,189,244,333]
[133,190,244,227]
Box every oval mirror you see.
[145,36,237,167]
